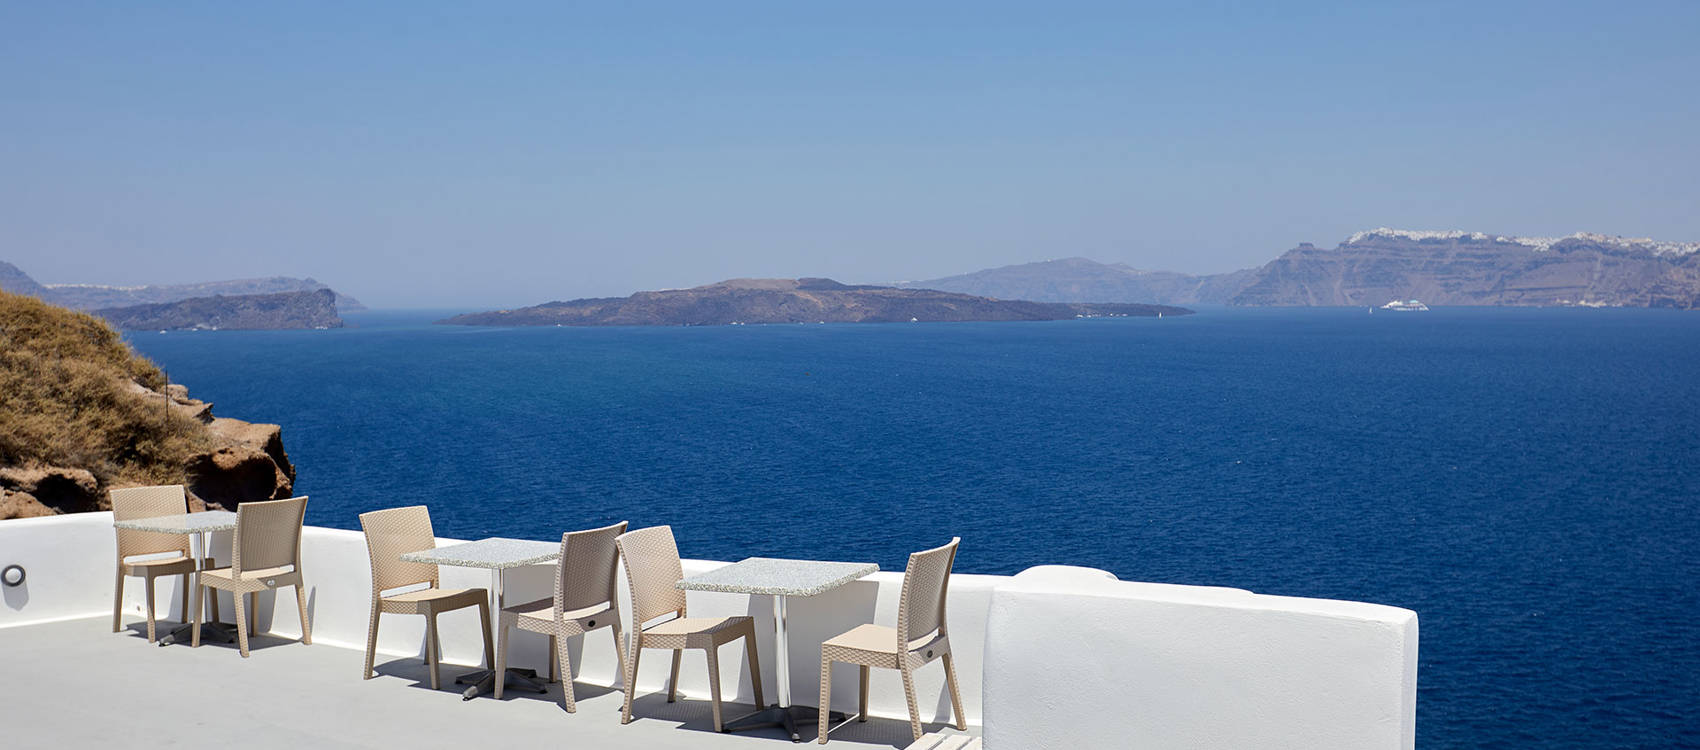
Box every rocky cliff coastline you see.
[438,277,1192,326]
[95,289,345,331]
[903,229,1700,308]
[1230,230,1700,308]
[0,292,296,519]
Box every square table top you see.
[677,557,879,597]
[113,510,238,534]
[400,537,560,569]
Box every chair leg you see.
[296,585,312,645]
[233,590,251,658]
[246,592,257,636]
[112,567,125,633]
[363,603,381,679]
[190,583,204,647]
[744,630,765,710]
[144,574,158,643]
[180,574,190,624]
[548,634,559,682]
[942,653,966,730]
[494,618,509,699]
[557,633,577,713]
[477,600,494,670]
[817,657,833,744]
[426,612,442,690]
[621,641,642,724]
[610,620,627,688]
[900,665,922,740]
[705,645,724,732]
[209,585,220,625]
[858,665,870,721]
[666,649,683,703]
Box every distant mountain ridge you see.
[903,229,1700,309]
[0,261,364,312]
[440,277,1191,327]
[899,257,1257,305]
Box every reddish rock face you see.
[184,445,294,509]
[0,467,103,514]
[0,489,58,518]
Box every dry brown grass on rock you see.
[0,291,164,388]
[0,291,209,491]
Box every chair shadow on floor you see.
[371,656,488,692]
[165,625,301,655]
[117,618,293,653]
[623,693,942,748]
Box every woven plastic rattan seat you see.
[818,538,966,743]
[493,521,627,711]
[191,496,313,658]
[359,505,493,690]
[111,485,209,643]
[616,525,765,733]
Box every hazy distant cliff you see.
[1231,230,1700,308]
[905,229,1700,309]
[0,261,364,312]
[900,257,1256,305]
[96,289,345,331]
[440,278,1191,326]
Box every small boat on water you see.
[1380,299,1429,312]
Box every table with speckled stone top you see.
[402,537,560,699]
[113,510,238,647]
[678,557,879,742]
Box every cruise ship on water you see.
[1380,299,1430,312]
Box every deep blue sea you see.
[125,307,1700,748]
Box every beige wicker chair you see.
[616,525,765,732]
[359,505,494,689]
[494,520,628,710]
[818,537,966,743]
[191,496,312,657]
[110,485,211,642]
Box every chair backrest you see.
[110,485,191,560]
[616,525,688,626]
[360,505,440,594]
[897,537,960,648]
[232,496,308,576]
[553,520,629,617]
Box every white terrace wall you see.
[0,514,1418,749]
[983,565,1420,750]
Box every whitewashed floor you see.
[0,617,976,749]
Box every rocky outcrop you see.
[900,258,1258,305]
[95,289,345,331]
[0,467,103,516]
[0,389,295,520]
[0,290,296,520]
[439,278,1192,327]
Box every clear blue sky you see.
[3,1,1696,308]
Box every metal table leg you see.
[723,594,844,742]
[158,530,234,646]
[458,566,544,700]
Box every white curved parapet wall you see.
[984,565,1418,750]
[0,514,1417,747]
